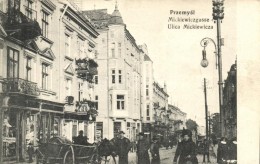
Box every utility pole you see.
[203,78,209,140]
[212,0,225,137]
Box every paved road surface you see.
[3,146,217,164]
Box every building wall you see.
[0,0,99,162]
[91,19,143,140]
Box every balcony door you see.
[7,47,19,78]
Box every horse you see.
[97,138,118,164]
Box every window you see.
[111,31,114,38]
[146,85,149,96]
[114,122,121,137]
[94,50,98,59]
[7,47,19,78]
[118,43,121,57]
[42,63,49,89]
[146,104,150,116]
[65,78,72,95]
[77,37,84,58]
[118,70,122,84]
[112,69,115,84]
[25,0,33,19]
[26,56,32,81]
[94,75,98,84]
[102,38,105,44]
[95,95,98,110]
[111,48,115,58]
[78,82,83,101]
[65,34,70,57]
[42,10,49,38]
[117,95,125,110]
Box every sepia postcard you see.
[0,0,259,163]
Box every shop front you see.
[63,100,98,143]
[0,94,64,163]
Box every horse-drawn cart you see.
[35,137,101,164]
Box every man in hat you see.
[150,136,160,164]
[136,132,150,164]
[173,129,198,164]
[74,130,90,145]
[116,131,131,164]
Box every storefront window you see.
[26,113,35,145]
[51,117,60,137]
[72,121,78,138]
[96,122,103,140]
[113,122,121,137]
[3,109,17,158]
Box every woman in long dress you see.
[173,129,198,164]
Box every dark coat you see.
[116,137,131,164]
[173,139,198,164]
[202,140,210,153]
[150,142,160,164]
[137,139,150,164]
[228,141,237,160]
[217,141,229,163]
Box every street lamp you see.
[200,0,225,136]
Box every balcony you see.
[75,58,98,83]
[2,78,39,97]
[3,4,41,41]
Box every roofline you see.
[64,6,99,38]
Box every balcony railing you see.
[4,4,41,41]
[2,78,39,96]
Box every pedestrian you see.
[217,137,229,164]
[27,142,34,163]
[116,131,131,164]
[136,132,150,164]
[228,137,237,163]
[202,139,211,163]
[173,129,198,164]
[150,136,160,164]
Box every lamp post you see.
[200,0,225,136]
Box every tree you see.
[211,113,221,138]
[186,119,198,132]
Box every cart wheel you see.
[64,151,74,164]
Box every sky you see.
[79,0,238,126]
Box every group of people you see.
[112,131,161,164]
[71,129,236,164]
[217,137,237,164]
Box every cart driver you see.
[74,130,89,145]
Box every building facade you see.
[139,45,155,140]
[150,82,169,141]
[83,4,143,140]
[0,0,98,162]
[168,104,187,134]
[223,62,237,139]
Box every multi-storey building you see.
[150,81,169,141]
[0,0,98,162]
[223,62,237,139]
[58,1,99,143]
[83,4,143,140]
[168,104,187,133]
